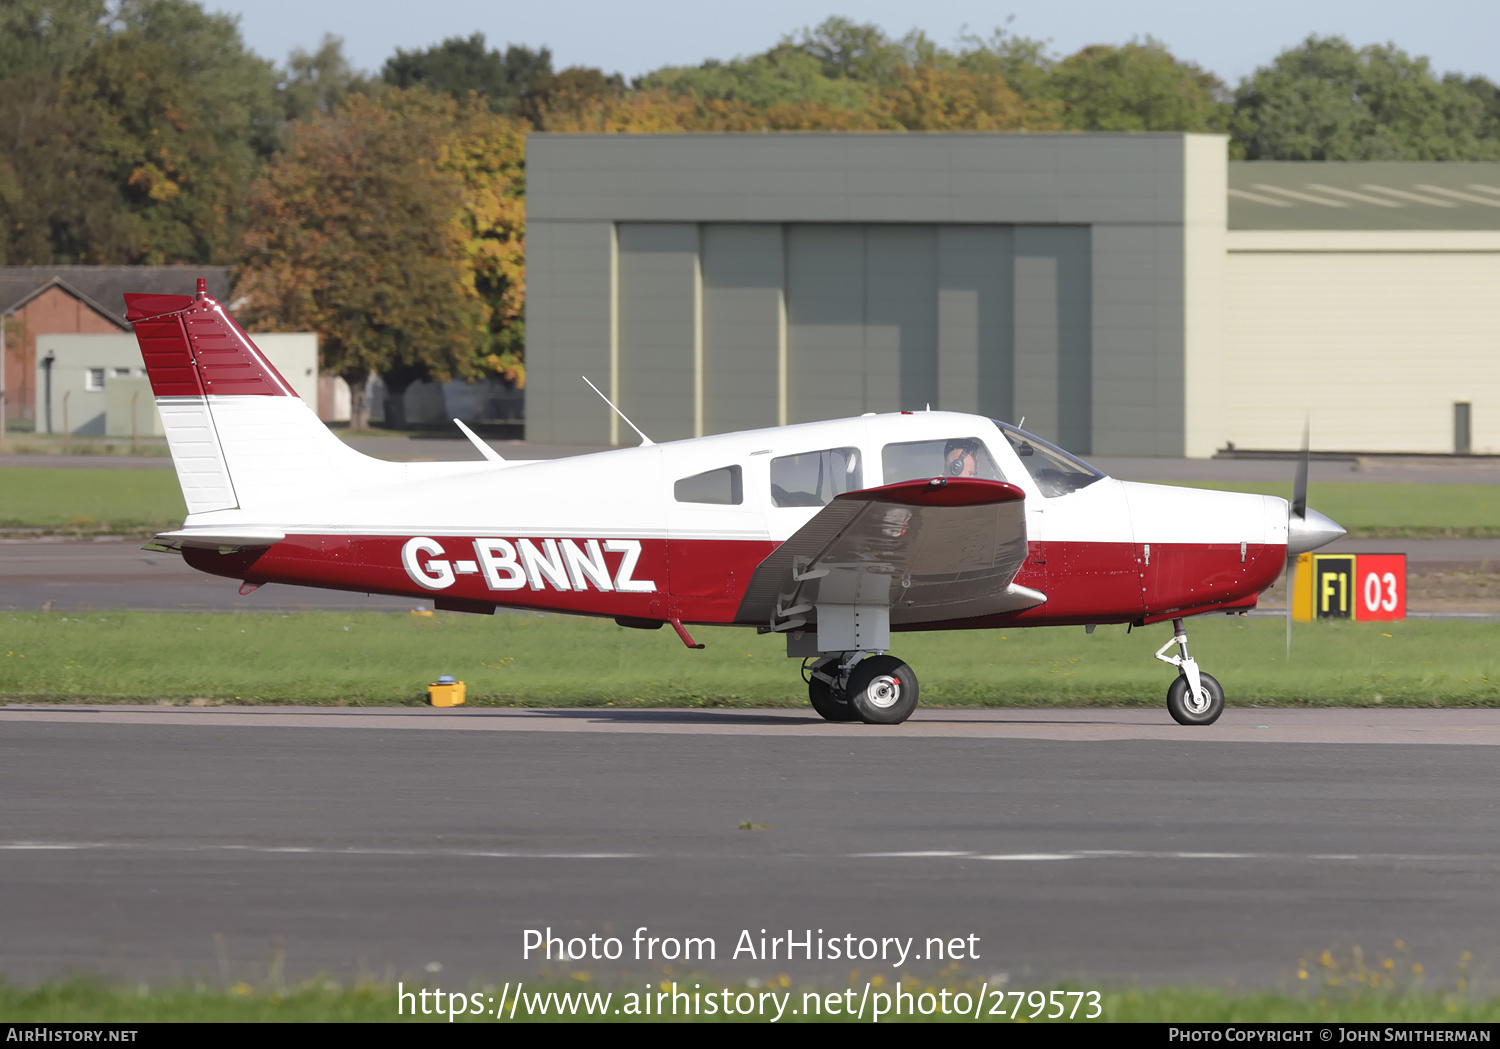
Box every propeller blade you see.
[1287,422,1309,658]
[1285,553,1296,658]
[1291,420,1309,521]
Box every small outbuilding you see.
[32,331,318,437]
[0,267,230,431]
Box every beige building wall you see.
[1182,135,1228,458]
[36,332,319,434]
[1224,231,1500,453]
[104,376,163,437]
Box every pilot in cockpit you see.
[943,438,982,478]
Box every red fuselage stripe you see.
[185,534,1283,628]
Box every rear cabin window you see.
[770,447,862,507]
[882,438,1006,484]
[674,465,743,505]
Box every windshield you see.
[992,422,1106,498]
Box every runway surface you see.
[0,538,422,612]
[3,705,1498,990]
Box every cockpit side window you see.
[674,465,743,505]
[882,438,1006,484]
[993,422,1106,498]
[770,447,862,507]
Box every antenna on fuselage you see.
[581,375,653,446]
[452,418,504,463]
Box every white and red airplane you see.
[127,282,1345,726]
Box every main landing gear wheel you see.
[1166,671,1224,726]
[807,658,857,722]
[845,655,919,725]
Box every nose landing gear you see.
[1155,618,1225,726]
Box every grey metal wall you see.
[526,134,1217,456]
[936,226,1013,421]
[702,225,782,436]
[523,220,614,444]
[1015,226,1091,451]
[786,224,945,423]
[618,223,698,443]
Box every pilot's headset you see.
[944,439,980,476]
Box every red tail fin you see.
[125,286,297,399]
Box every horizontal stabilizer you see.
[145,528,286,553]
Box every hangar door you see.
[615,222,1092,452]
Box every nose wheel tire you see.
[1166,672,1224,726]
[808,658,857,722]
[845,656,919,725]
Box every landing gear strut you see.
[1155,618,1224,726]
[806,654,919,725]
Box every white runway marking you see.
[0,841,642,860]
[5,841,1495,865]
[866,849,1499,864]
[975,853,1082,861]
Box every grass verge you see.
[2,976,1495,1022]
[0,435,171,457]
[0,467,184,535]
[2,612,1496,707]
[1151,480,1500,539]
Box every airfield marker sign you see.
[1353,554,1407,622]
[1298,553,1406,621]
[1314,555,1356,619]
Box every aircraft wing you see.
[736,477,1045,628]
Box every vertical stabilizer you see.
[126,282,374,518]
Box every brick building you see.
[0,266,228,428]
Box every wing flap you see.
[736,477,1045,627]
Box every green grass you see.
[2,974,1495,1022]
[0,434,171,457]
[1150,480,1500,538]
[2,612,1495,707]
[0,466,185,534]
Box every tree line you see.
[4,4,1498,426]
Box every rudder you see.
[127,279,368,518]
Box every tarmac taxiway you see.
[2,705,1498,990]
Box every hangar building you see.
[523,134,1500,457]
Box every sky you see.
[210,0,1500,86]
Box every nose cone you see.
[1287,508,1346,555]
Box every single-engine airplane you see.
[127,281,1345,726]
